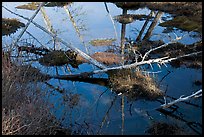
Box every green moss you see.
[159,16,202,33]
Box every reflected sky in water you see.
[2,2,202,135]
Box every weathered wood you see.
[121,8,127,65]
[143,11,163,40]
[161,89,202,108]
[136,11,154,41]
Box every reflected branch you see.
[97,96,117,135]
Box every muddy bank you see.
[113,2,202,19]
[159,16,202,33]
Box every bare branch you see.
[13,2,46,46]
[3,5,107,69]
[161,89,202,108]
[141,36,182,62]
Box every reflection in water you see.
[2,2,202,135]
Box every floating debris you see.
[151,41,202,69]
[114,14,135,24]
[89,38,116,46]
[15,2,72,10]
[193,80,202,86]
[2,18,25,36]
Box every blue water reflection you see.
[2,2,202,135]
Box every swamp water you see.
[2,2,202,135]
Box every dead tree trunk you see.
[143,11,163,41]
[121,8,127,64]
[136,11,154,42]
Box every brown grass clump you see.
[89,39,116,46]
[2,18,25,36]
[108,69,163,100]
[15,2,40,10]
[39,50,82,68]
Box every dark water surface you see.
[2,2,202,135]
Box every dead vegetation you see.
[15,2,40,10]
[91,52,123,65]
[146,122,186,135]
[2,50,72,135]
[108,69,163,100]
[2,18,25,36]
[39,50,83,68]
[114,2,202,33]
[159,16,202,33]
[151,41,202,69]
[114,14,153,24]
[89,38,116,46]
